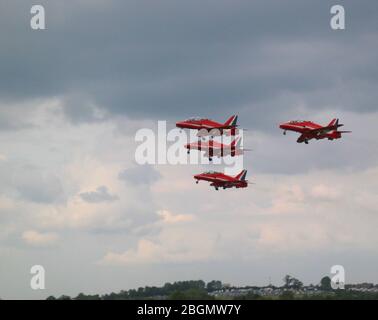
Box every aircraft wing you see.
[211,180,237,188]
[297,133,309,142]
[308,121,343,134]
[308,126,335,134]
[297,129,328,142]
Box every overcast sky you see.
[0,0,378,299]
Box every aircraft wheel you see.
[305,140,309,144]
[187,150,190,154]
[196,180,199,184]
[215,187,219,191]
[209,158,212,161]
[283,131,286,135]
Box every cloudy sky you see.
[0,0,378,299]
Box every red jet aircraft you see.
[194,170,249,190]
[176,115,238,137]
[279,118,351,144]
[185,137,249,161]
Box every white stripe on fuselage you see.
[185,123,222,129]
[204,176,232,182]
[286,124,319,130]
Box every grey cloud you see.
[15,173,64,204]
[60,95,107,124]
[0,117,31,131]
[119,166,161,185]
[0,161,65,204]
[79,186,119,203]
[0,105,36,131]
[0,1,377,128]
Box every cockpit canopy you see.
[185,117,207,122]
[289,120,306,124]
[203,171,219,174]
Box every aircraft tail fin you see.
[235,169,247,181]
[328,118,343,129]
[327,118,338,127]
[224,115,238,127]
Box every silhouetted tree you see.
[283,275,303,289]
[320,276,332,291]
[206,280,223,292]
[74,293,101,300]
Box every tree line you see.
[45,276,378,300]
[46,280,222,300]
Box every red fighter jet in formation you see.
[176,115,238,137]
[176,114,250,190]
[194,170,249,191]
[184,137,250,161]
[279,118,351,144]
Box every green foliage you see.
[279,290,295,300]
[206,280,223,292]
[320,276,332,291]
[44,277,378,300]
[237,293,262,300]
[168,288,214,300]
[283,275,303,289]
[49,280,214,300]
[74,293,101,300]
